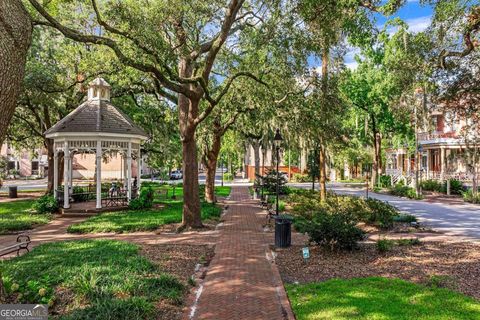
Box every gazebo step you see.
[60,204,129,216]
[61,211,100,217]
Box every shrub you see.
[389,184,422,199]
[295,209,365,250]
[421,179,443,192]
[288,191,400,229]
[377,239,394,252]
[292,173,310,183]
[364,198,397,229]
[378,175,391,188]
[262,169,289,194]
[129,187,154,210]
[442,179,465,195]
[33,195,58,214]
[462,189,480,204]
[397,238,421,246]
[223,172,234,181]
[393,214,417,223]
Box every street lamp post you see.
[274,128,283,216]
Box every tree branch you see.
[438,6,480,69]
[28,0,194,98]
[194,71,266,126]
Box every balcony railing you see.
[418,131,458,142]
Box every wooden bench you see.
[0,235,31,257]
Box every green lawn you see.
[67,202,221,233]
[286,277,480,320]
[0,200,50,234]
[1,240,184,319]
[67,185,230,234]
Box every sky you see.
[333,1,434,70]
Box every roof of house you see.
[44,99,148,138]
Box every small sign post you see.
[302,247,310,263]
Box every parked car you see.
[170,170,183,180]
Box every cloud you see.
[405,16,431,33]
[345,61,359,70]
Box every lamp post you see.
[273,128,283,216]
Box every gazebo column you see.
[69,154,73,195]
[53,151,58,199]
[127,142,132,200]
[96,141,102,209]
[63,142,70,209]
[138,148,142,191]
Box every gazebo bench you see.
[0,235,31,257]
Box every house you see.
[386,103,479,184]
[243,144,302,181]
[0,143,48,177]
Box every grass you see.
[1,239,184,319]
[67,185,230,234]
[67,202,221,233]
[0,199,51,234]
[286,277,480,320]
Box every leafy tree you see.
[0,0,32,145]
[27,0,290,228]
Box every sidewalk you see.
[190,186,294,320]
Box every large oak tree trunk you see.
[204,132,221,203]
[181,135,202,228]
[178,58,202,229]
[204,160,217,203]
[0,0,32,144]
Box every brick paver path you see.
[191,186,292,320]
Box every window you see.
[7,161,16,170]
[31,161,39,175]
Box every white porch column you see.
[440,147,446,181]
[426,149,430,179]
[127,142,132,200]
[53,151,58,199]
[63,141,70,209]
[96,141,102,209]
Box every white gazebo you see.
[45,78,148,210]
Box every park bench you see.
[0,235,31,257]
[156,188,169,200]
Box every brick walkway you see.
[190,186,293,320]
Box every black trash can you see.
[274,215,292,248]
[8,186,18,198]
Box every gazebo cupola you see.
[45,78,148,210]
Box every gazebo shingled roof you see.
[44,100,147,137]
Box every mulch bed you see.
[140,244,215,320]
[275,241,480,300]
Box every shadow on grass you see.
[286,277,480,320]
[1,239,183,319]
